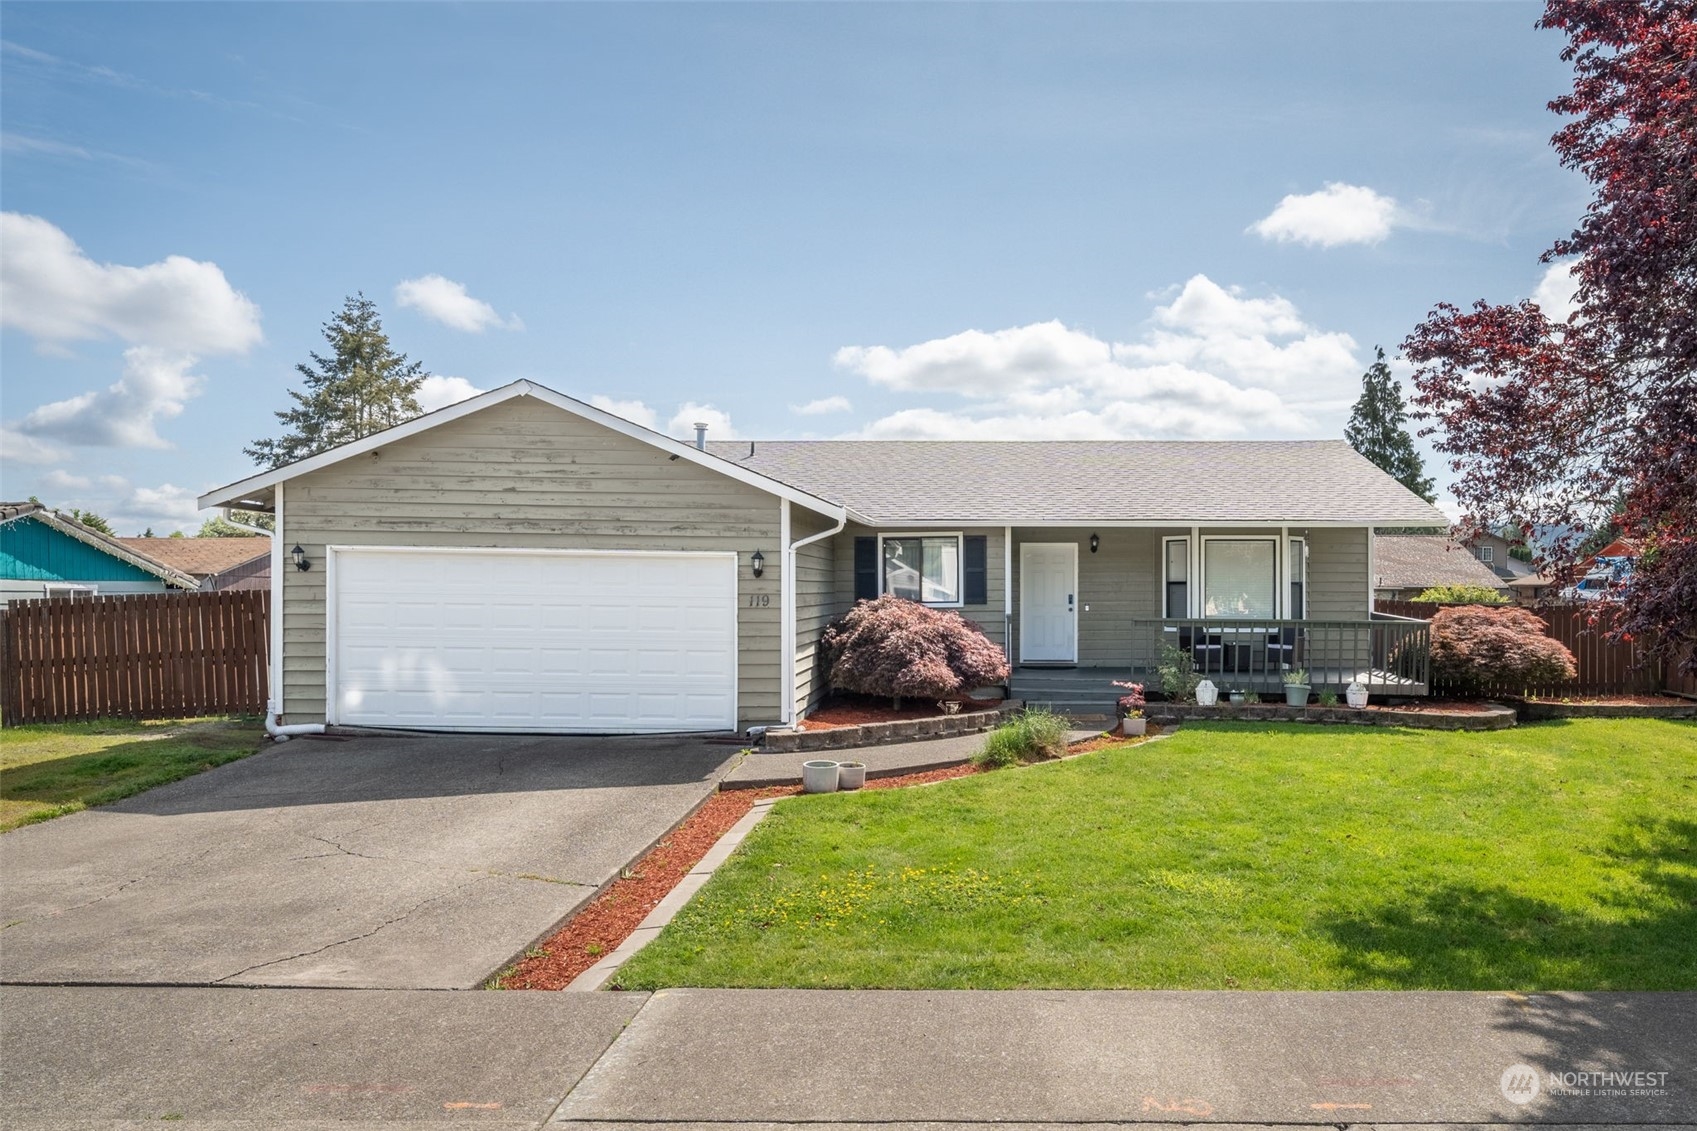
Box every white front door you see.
[1019,542,1077,663]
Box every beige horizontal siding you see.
[1306,527,1371,619]
[791,509,840,718]
[278,396,786,728]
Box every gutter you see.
[782,504,849,726]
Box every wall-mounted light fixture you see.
[750,549,765,578]
[1089,533,1100,554]
[291,544,311,572]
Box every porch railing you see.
[1124,616,1431,695]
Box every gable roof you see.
[1372,534,1509,592]
[0,503,200,589]
[197,380,848,520]
[116,537,269,578]
[705,439,1450,526]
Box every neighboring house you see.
[0,502,199,605]
[1372,533,1512,602]
[199,380,1450,735]
[1462,530,1537,581]
[116,537,271,592]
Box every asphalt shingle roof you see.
[704,439,1449,526]
[116,537,270,578]
[1372,534,1510,591]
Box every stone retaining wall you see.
[1146,702,1518,731]
[761,701,1023,753]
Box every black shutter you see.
[854,537,879,601]
[963,535,988,605]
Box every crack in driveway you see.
[212,875,488,984]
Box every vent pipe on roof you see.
[694,422,708,450]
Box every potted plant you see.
[1113,681,1146,737]
[837,760,867,790]
[1282,668,1311,707]
[1229,689,1246,705]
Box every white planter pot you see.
[1120,717,1147,737]
[1195,680,1219,707]
[1346,682,1369,709]
[1229,692,1246,705]
[837,761,867,790]
[801,760,840,793]
[1284,685,1311,707]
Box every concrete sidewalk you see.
[3,985,1690,1128]
[724,728,1101,788]
[554,989,1695,1127]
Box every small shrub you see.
[972,708,1070,769]
[1317,689,1340,707]
[1243,691,1262,705]
[1156,643,1200,702]
[1413,584,1509,605]
[821,595,1010,706]
[1429,604,1577,692]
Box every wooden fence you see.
[1374,599,1662,696]
[1,590,269,725]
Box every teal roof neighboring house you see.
[0,503,199,589]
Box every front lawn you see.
[0,717,265,831]
[618,719,1697,990]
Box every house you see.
[116,537,271,592]
[0,502,199,605]
[1461,530,1537,582]
[199,380,1450,735]
[1371,533,1513,602]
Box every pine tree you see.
[246,294,427,468]
[1345,347,1436,503]
[68,509,116,535]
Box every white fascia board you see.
[197,380,847,522]
[851,518,1423,530]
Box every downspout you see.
[783,505,848,725]
[260,483,325,742]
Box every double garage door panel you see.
[334,549,737,732]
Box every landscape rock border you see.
[1146,701,1518,731]
[761,701,1023,752]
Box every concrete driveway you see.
[0,731,736,989]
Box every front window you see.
[1202,538,1277,618]
[1288,537,1306,619]
[1476,545,1495,564]
[1164,538,1189,618]
[882,535,962,605]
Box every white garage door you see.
[330,548,738,733]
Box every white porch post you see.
[780,499,793,726]
[269,482,284,718]
[1189,525,1200,617]
[1003,525,1013,661]
[1278,524,1289,619]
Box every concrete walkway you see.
[4,985,1690,1128]
[724,728,1101,788]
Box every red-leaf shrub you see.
[820,595,1010,704]
[1429,605,1577,692]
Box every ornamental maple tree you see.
[1403,1,1696,673]
[820,595,1009,706]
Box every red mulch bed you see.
[1065,729,1159,754]
[492,760,1016,990]
[798,693,1003,731]
[1363,699,1501,715]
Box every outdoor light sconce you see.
[1089,533,1100,554]
[750,549,765,578]
[291,544,311,572]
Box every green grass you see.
[618,719,1697,990]
[0,717,265,831]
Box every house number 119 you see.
[747,594,770,607]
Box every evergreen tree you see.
[246,294,427,468]
[197,510,274,537]
[68,509,116,535]
[1345,347,1436,503]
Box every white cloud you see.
[394,274,521,333]
[0,212,261,353]
[22,472,202,534]
[17,348,203,448]
[833,274,1355,440]
[416,375,486,413]
[589,396,659,431]
[0,427,67,465]
[1531,259,1580,323]
[1248,182,1401,247]
[668,403,736,441]
[792,395,852,416]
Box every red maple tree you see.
[1404,1,1696,673]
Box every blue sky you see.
[1,2,1584,532]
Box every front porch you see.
[1010,615,1431,715]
